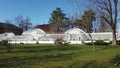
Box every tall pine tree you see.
[49,8,68,33]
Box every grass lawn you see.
[0,44,120,68]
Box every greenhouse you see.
[0,32,15,41]
[0,28,119,44]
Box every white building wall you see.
[70,41,82,44]
[2,28,119,44]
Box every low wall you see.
[9,40,111,44]
[9,40,83,44]
[9,41,54,44]
[38,41,54,44]
[70,41,82,44]
[84,40,110,43]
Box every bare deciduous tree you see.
[14,15,32,31]
[69,0,96,51]
[51,34,65,56]
[75,10,96,51]
[98,15,112,32]
[92,0,119,46]
[4,19,12,32]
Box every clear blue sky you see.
[0,0,120,34]
[0,0,86,26]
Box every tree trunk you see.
[112,28,117,46]
[88,33,96,51]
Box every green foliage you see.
[0,40,8,45]
[55,38,65,45]
[36,41,39,44]
[54,38,66,56]
[82,60,112,68]
[50,8,66,22]
[0,40,12,52]
[75,9,96,32]
[49,7,68,32]
[109,40,120,45]
[55,38,70,46]
[63,42,70,46]
[117,40,120,45]
[82,60,96,68]
[94,40,109,45]
[85,42,93,45]
[85,40,109,45]
[111,54,120,67]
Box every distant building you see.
[0,22,23,35]
[36,24,51,33]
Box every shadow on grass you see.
[82,60,113,68]
[0,45,82,67]
[0,53,74,67]
[0,45,82,53]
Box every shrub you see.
[82,60,96,68]
[20,42,24,44]
[55,38,65,45]
[0,40,8,45]
[0,40,12,52]
[117,40,120,45]
[54,38,66,56]
[55,38,70,46]
[36,41,39,44]
[85,40,109,45]
[85,42,93,45]
[83,60,111,68]
[110,54,120,67]
[63,42,70,46]
[94,40,109,45]
[109,40,120,45]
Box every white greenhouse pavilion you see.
[0,28,119,44]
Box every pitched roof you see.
[0,22,23,35]
[36,24,50,32]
